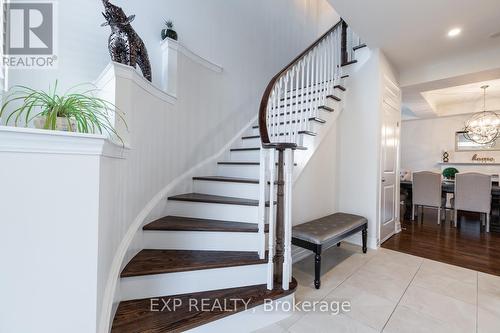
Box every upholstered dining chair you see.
[454,172,492,232]
[412,171,444,224]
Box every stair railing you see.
[258,19,354,291]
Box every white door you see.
[380,77,401,243]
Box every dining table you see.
[400,180,500,232]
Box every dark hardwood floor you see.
[382,208,500,277]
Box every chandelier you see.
[464,85,500,145]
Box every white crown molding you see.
[160,38,223,73]
[0,126,129,159]
[95,62,177,105]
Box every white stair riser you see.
[120,264,267,301]
[143,230,260,252]
[238,137,261,148]
[167,200,262,223]
[193,179,266,200]
[217,164,260,178]
[187,294,295,333]
[230,150,261,162]
[230,146,308,162]
[246,127,260,136]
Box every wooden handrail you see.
[258,19,357,291]
[258,19,345,146]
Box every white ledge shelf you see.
[0,126,129,159]
[438,162,500,166]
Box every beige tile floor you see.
[254,244,500,333]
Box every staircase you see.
[111,20,365,332]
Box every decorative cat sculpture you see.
[101,0,152,82]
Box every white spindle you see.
[293,65,300,143]
[258,148,267,259]
[305,55,311,132]
[287,70,294,143]
[266,149,276,290]
[300,58,306,133]
[314,46,321,118]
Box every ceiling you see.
[422,79,500,109]
[328,0,500,71]
[402,75,500,119]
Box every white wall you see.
[401,114,500,173]
[0,133,104,333]
[292,121,340,225]
[337,49,400,249]
[7,0,338,91]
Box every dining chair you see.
[412,171,444,224]
[454,172,492,232]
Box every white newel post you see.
[160,38,179,97]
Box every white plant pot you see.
[34,116,77,132]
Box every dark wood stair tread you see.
[318,106,334,112]
[341,60,358,67]
[242,135,260,140]
[278,130,316,137]
[218,161,260,165]
[111,279,297,332]
[271,117,325,126]
[353,43,367,51]
[334,84,346,91]
[168,193,271,207]
[230,146,307,152]
[121,250,267,278]
[193,176,259,184]
[327,95,341,101]
[144,216,268,233]
[218,161,298,166]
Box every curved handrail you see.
[258,19,344,147]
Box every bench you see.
[292,213,368,289]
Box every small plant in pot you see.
[161,20,178,41]
[442,167,459,180]
[0,81,126,143]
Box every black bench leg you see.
[337,242,341,247]
[362,225,368,254]
[314,245,322,289]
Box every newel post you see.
[160,38,179,96]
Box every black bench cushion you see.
[292,213,367,245]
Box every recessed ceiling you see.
[328,0,500,71]
[422,79,500,108]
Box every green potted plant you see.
[0,81,126,143]
[161,20,178,41]
[442,167,459,180]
